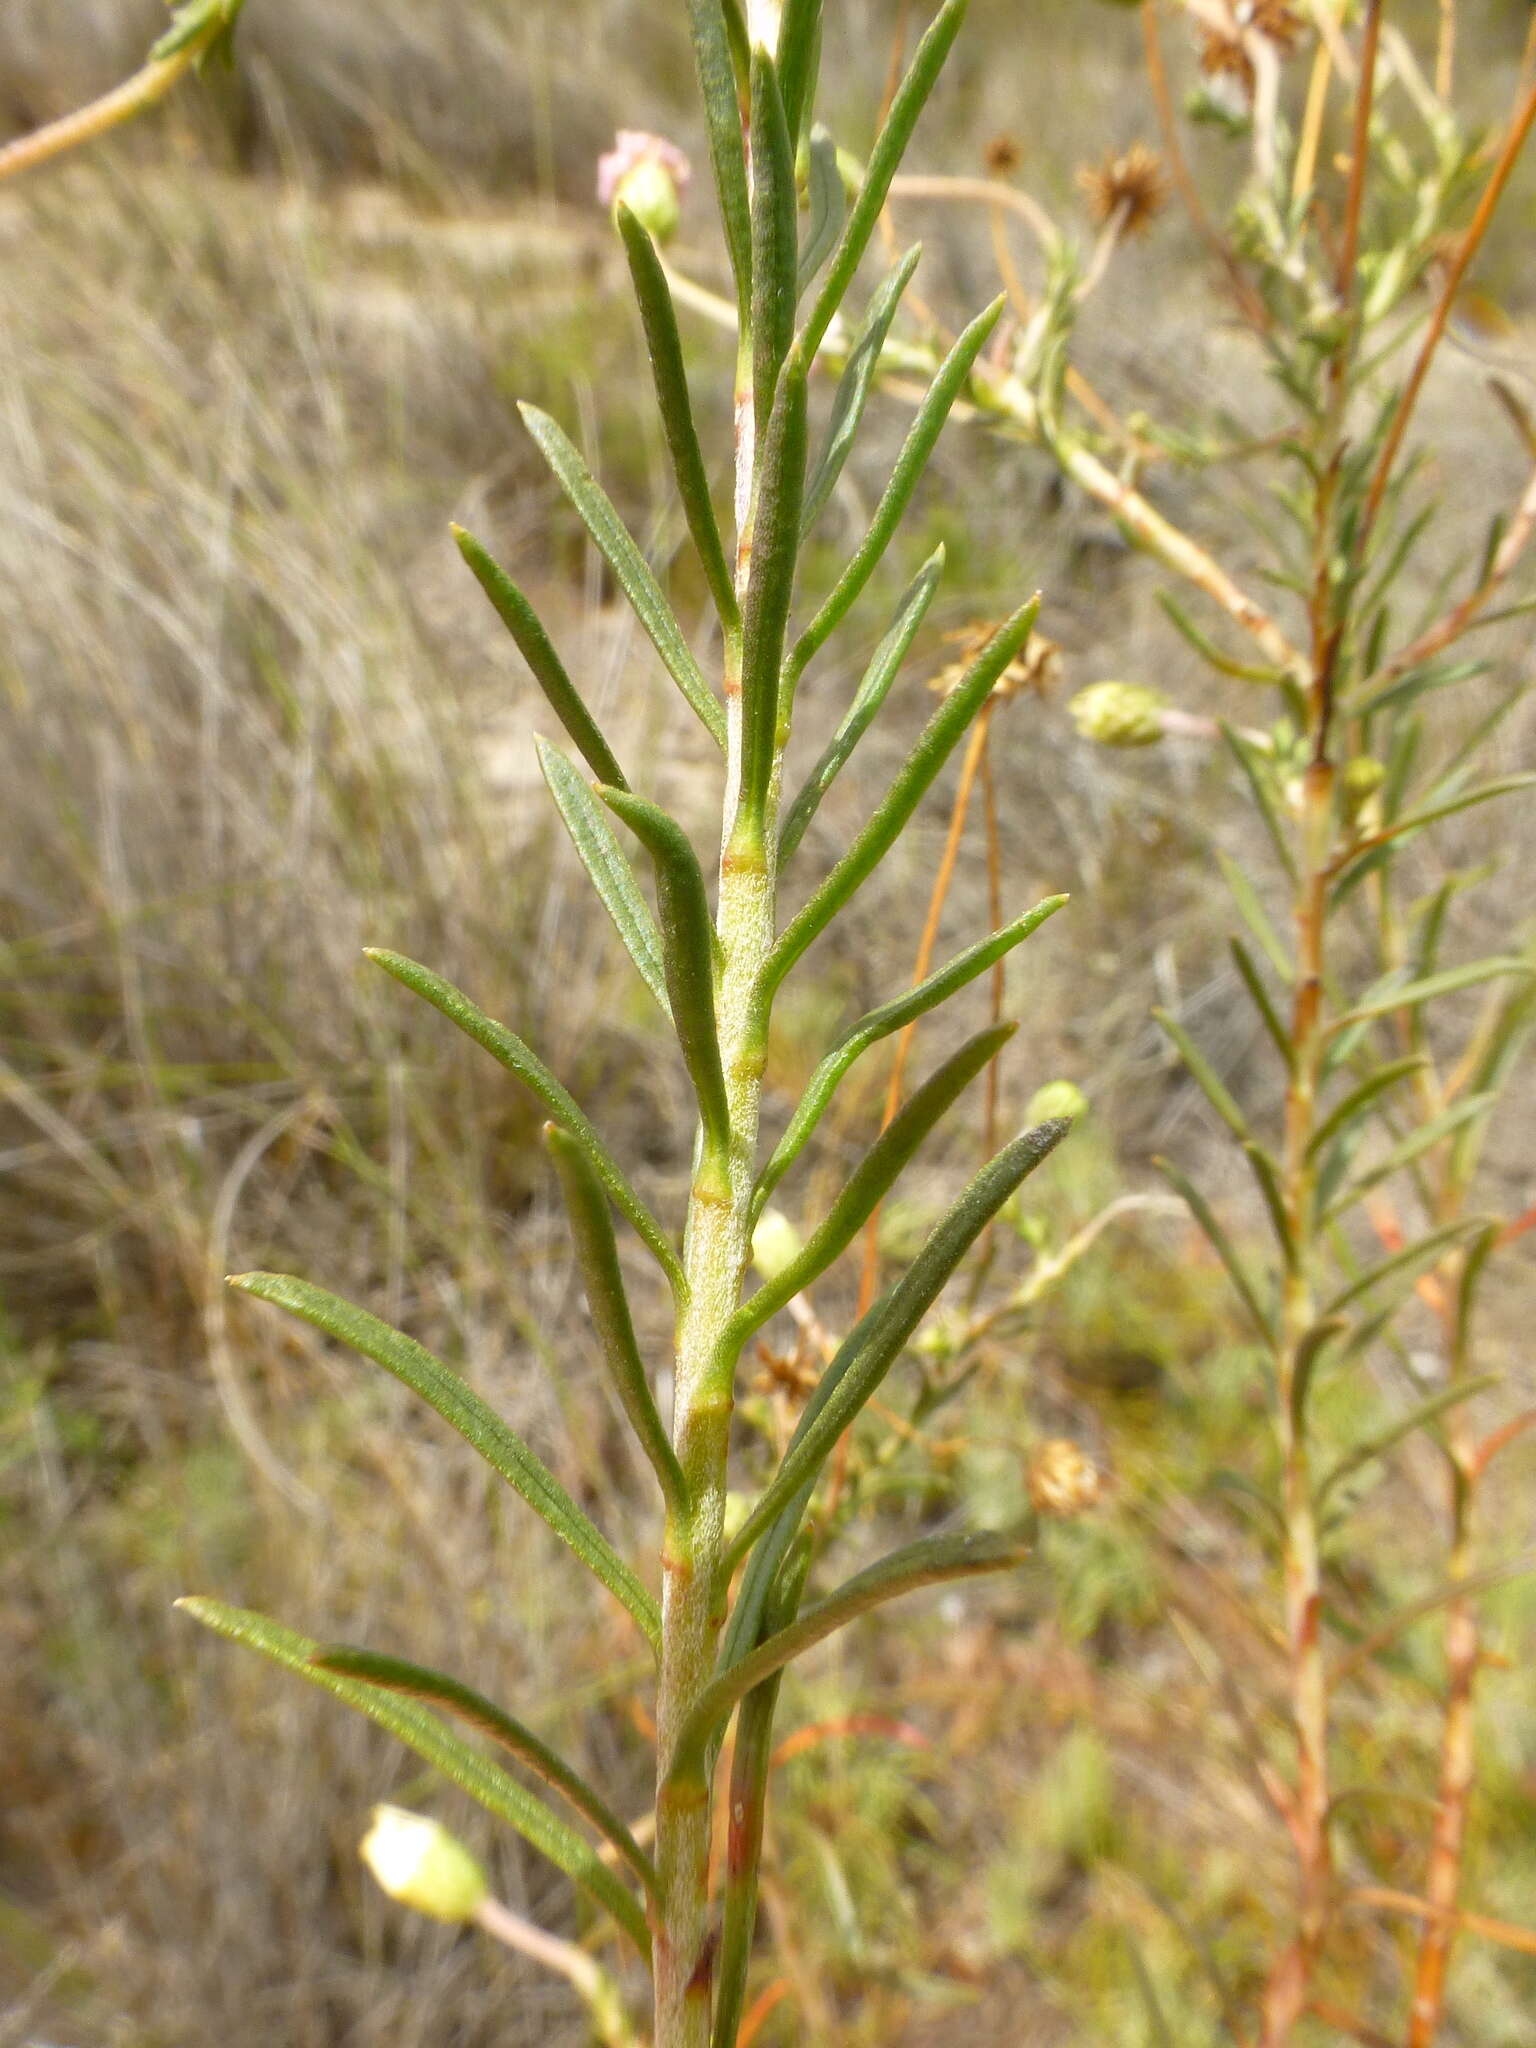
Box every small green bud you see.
[1027,1078,1088,1125]
[360,1806,489,1924]
[751,1207,804,1284]
[1069,681,1167,749]
[598,132,691,246]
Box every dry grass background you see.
[3,2,1536,2043]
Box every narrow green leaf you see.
[599,790,730,1162]
[227,1273,661,1652]
[1317,1375,1501,1509]
[615,206,738,633]
[1217,850,1292,983]
[452,526,628,790]
[776,0,823,143]
[684,0,752,306]
[366,949,684,1297]
[800,0,969,360]
[797,127,844,297]
[789,296,1006,683]
[779,546,943,862]
[176,1598,651,1953]
[1229,938,1294,1072]
[1331,958,1532,1031]
[1219,725,1298,882]
[1289,1315,1350,1425]
[711,1547,810,2048]
[544,1125,688,1516]
[1153,1008,1249,1139]
[535,739,670,1017]
[1334,775,1536,877]
[732,1022,1015,1345]
[518,404,726,748]
[671,1526,1031,1793]
[1243,1141,1295,1268]
[801,246,922,535]
[1153,1157,1274,1339]
[1322,1214,1493,1318]
[753,895,1066,1217]
[1320,1094,1497,1222]
[1158,591,1279,682]
[1306,1055,1428,1161]
[738,360,809,833]
[310,1643,659,1899]
[767,595,1040,995]
[1453,1221,1500,1359]
[723,1117,1070,1568]
[749,49,799,435]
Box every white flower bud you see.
[1026,1078,1087,1126]
[597,131,691,245]
[360,1805,489,1924]
[1069,680,1168,748]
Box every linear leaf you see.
[779,546,943,861]
[711,1548,808,2048]
[544,1125,688,1516]
[615,206,738,632]
[789,296,1005,682]
[1153,1157,1274,1339]
[1217,851,1292,983]
[776,0,823,143]
[310,1643,659,1899]
[753,895,1066,1217]
[1322,1214,1493,1318]
[536,739,669,1016]
[599,790,730,1161]
[797,126,844,296]
[366,949,683,1296]
[767,596,1040,994]
[1334,775,1536,879]
[227,1273,661,1652]
[684,0,751,305]
[1290,1315,1350,1425]
[519,403,726,748]
[749,48,799,434]
[1306,1055,1428,1161]
[1331,958,1532,1031]
[670,1527,1031,1793]
[1229,938,1294,1071]
[1219,725,1298,882]
[176,1598,651,1952]
[739,360,809,832]
[1321,1094,1497,1222]
[452,527,628,790]
[1243,1141,1295,1268]
[723,1116,1070,1566]
[1153,1008,1249,1139]
[800,0,969,360]
[1317,1375,1502,1509]
[733,1022,1014,1345]
[801,246,922,535]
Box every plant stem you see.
[0,46,202,182]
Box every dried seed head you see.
[1069,680,1167,748]
[931,623,1061,701]
[984,133,1024,177]
[598,130,692,244]
[1028,1439,1104,1518]
[1197,0,1302,100]
[360,1806,489,1923]
[1076,144,1167,236]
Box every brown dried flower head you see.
[1198,0,1303,99]
[930,623,1061,701]
[984,133,1024,177]
[1076,143,1168,236]
[1027,1439,1104,1519]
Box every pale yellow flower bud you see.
[360,1805,489,1924]
[751,1207,804,1284]
[1026,1078,1087,1126]
[1069,680,1167,749]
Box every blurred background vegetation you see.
[3,1,1535,2042]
